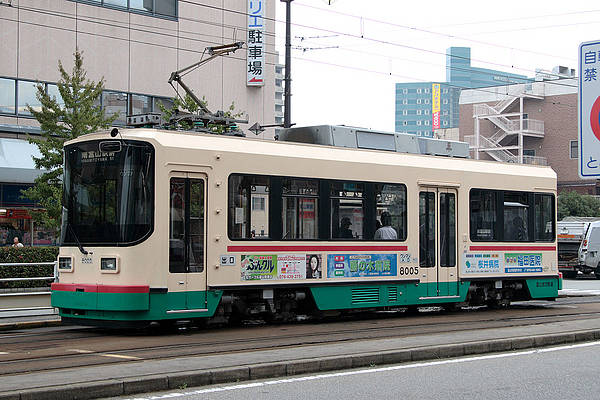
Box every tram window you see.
[440,192,456,267]
[419,192,435,267]
[535,194,555,241]
[374,184,407,240]
[282,178,319,240]
[330,181,364,239]
[503,192,529,241]
[169,178,205,273]
[169,179,185,273]
[470,190,498,241]
[228,175,270,239]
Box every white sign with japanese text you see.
[579,40,600,178]
[247,0,265,86]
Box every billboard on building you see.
[247,0,265,86]
[432,83,440,130]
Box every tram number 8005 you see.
[399,266,418,276]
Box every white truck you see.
[557,217,600,278]
[579,220,600,279]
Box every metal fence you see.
[0,261,58,318]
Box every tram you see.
[50,126,560,327]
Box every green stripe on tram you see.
[52,290,224,321]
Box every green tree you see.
[23,50,117,231]
[557,190,600,220]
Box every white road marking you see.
[0,352,8,355]
[99,353,141,360]
[69,349,140,359]
[126,341,600,400]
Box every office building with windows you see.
[0,0,277,245]
[458,66,590,193]
[395,47,529,137]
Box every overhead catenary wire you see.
[2,5,577,110]
[15,2,580,90]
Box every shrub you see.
[0,247,59,289]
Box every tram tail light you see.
[101,257,118,273]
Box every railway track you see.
[1,297,600,376]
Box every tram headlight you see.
[58,257,73,272]
[101,257,118,272]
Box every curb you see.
[0,320,62,332]
[1,329,600,400]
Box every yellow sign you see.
[432,83,440,113]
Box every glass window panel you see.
[47,84,65,109]
[169,178,185,273]
[130,94,151,115]
[0,78,15,114]
[34,224,58,246]
[419,192,435,267]
[102,91,127,125]
[228,175,270,239]
[570,141,578,159]
[375,184,406,240]
[130,0,154,12]
[440,193,456,267]
[154,97,174,114]
[189,180,204,273]
[155,0,176,17]
[535,194,554,242]
[17,81,40,116]
[104,0,127,7]
[330,181,364,239]
[503,192,529,241]
[470,189,497,241]
[282,178,318,240]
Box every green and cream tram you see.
[51,126,560,326]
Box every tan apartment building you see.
[458,72,594,194]
[0,0,277,245]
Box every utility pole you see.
[281,0,293,128]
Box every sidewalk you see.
[1,313,600,399]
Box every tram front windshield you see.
[61,140,154,246]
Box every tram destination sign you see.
[579,40,600,178]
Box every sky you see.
[274,0,598,132]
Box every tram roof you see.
[69,128,557,181]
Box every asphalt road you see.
[121,341,600,400]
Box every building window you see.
[71,0,177,18]
[443,99,448,104]
[424,120,430,126]
[424,110,430,115]
[403,89,408,94]
[570,140,578,159]
[402,110,408,115]
[403,99,408,105]
[425,88,430,94]
[443,121,448,126]
[443,88,448,94]
[523,149,535,157]
[17,81,39,116]
[417,121,422,126]
[443,110,448,116]
[0,78,15,114]
[47,84,65,109]
[416,99,422,104]
[129,94,151,115]
[425,99,430,104]
[417,88,422,94]
[102,91,127,125]
[275,79,282,87]
[403,121,408,126]
[416,110,422,115]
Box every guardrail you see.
[0,261,58,318]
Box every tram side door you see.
[419,187,458,297]
[168,172,208,311]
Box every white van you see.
[579,220,600,279]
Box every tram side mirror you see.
[110,128,119,137]
[99,140,122,153]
